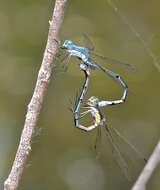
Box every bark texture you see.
[4,1,68,189]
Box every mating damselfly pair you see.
[57,35,147,180]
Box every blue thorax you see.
[62,40,89,62]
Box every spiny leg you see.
[78,110,91,119]
[74,107,99,132]
[74,107,102,132]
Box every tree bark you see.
[3,0,68,189]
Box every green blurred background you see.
[0,0,160,189]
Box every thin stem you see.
[3,1,68,190]
[131,141,160,190]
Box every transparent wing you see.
[82,34,134,72]
[102,125,131,181]
[56,48,69,61]
[107,121,147,163]
[90,51,135,72]
[82,33,95,51]
[62,54,71,72]
[68,89,80,113]
[57,53,71,73]
[94,127,102,159]
[54,49,71,74]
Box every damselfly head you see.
[61,40,73,49]
[84,96,99,107]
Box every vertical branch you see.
[3,0,68,190]
[131,141,160,190]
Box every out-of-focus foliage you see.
[0,0,160,190]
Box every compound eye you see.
[67,40,72,45]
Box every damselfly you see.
[60,34,134,72]
[72,94,147,180]
[70,65,147,180]
[61,35,128,107]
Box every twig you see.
[3,0,68,190]
[131,141,160,190]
